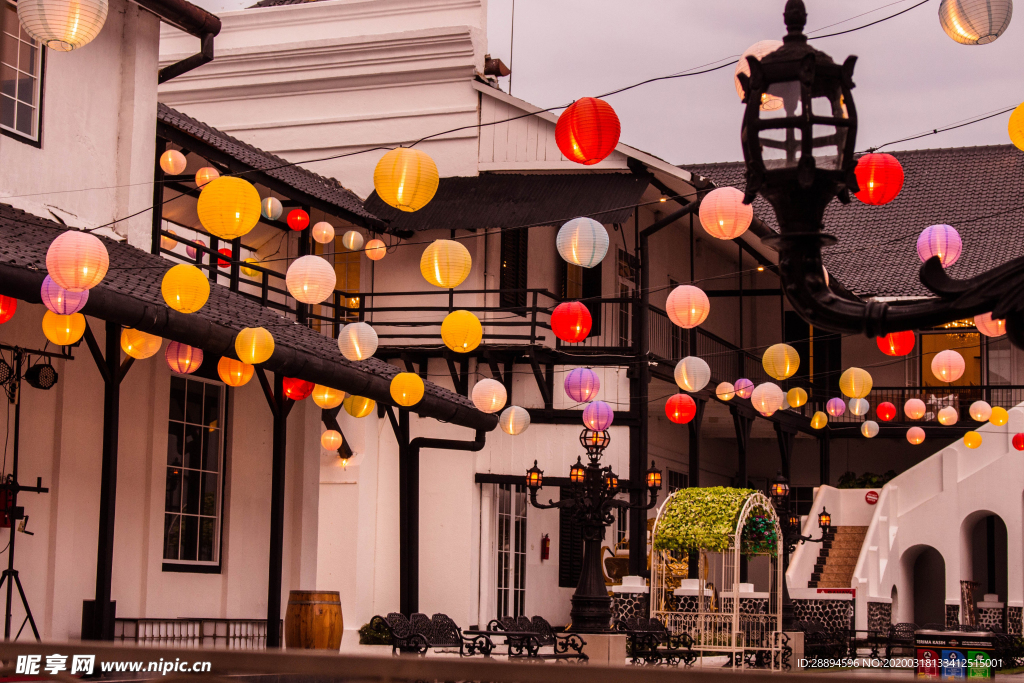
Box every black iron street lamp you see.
[739,0,1024,349]
[526,429,662,632]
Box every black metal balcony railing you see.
[809,385,1024,425]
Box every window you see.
[616,249,637,347]
[333,233,360,322]
[2,1,43,143]
[500,227,528,310]
[987,336,1012,385]
[667,469,688,493]
[615,507,627,546]
[495,484,526,618]
[165,376,225,569]
[791,487,815,516]
[560,257,601,332]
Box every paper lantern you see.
[161,264,210,314]
[160,150,187,175]
[1012,433,1024,451]
[787,387,808,408]
[1011,102,1024,151]
[366,239,387,261]
[938,406,958,426]
[565,368,600,403]
[287,209,310,232]
[969,400,992,421]
[261,197,283,221]
[750,383,784,416]
[197,177,261,240]
[420,239,472,289]
[186,239,205,261]
[975,312,1006,337]
[312,222,335,245]
[849,398,870,417]
[283,378,314,401]
[907,427,926,445]
[373,148,439,212]
[826,398,846,417]
[46,231,109,292]
[217,358,253,387]
[0,296,16,324]
[552,301,592,343]
[337,322,379,362]
[905,398,926,420]
[666,285,710,329]
[217,248,232,269]
[42,311,84,346]
[854,153,904,206]
[583,400,614,430]
[666,393,697,424]
[861,421,879,439]
[556,218,609,268]
[18,0,107,50]
[41,275,88,315]
[734,40,783,109]
[165,342,203,375]
[342,230,364,252]
[242,258,260,278]
[195,167,219,187]
[917,224,962,268]
[762,343,800,381]
[877,402,896,422]
[699,187,753,240]
[120,328,161,359]
[472,378,507,414]
[312,385,345,410]
[931,349,965,383]
[962,431,982,449]
[716,382,736,401]
[499,406,531,435]
[811,411,828,429]
[389,372,424,407]
[674,356,711,393]
[441,310,482,353]
[286,255,336,304]
[734,378,754,399]
[555,97,620,165]
[839,367,873,398]
[321,430,343,450]
[344,395,375,418]
[235,327,275,365]
[939,0,1012,44]
[990,406,1009,426]
[161,230,178,251]
[877,331,915,356]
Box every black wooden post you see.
[151,139,167,255]
[229,238,241,293]
[775,422,795,482]
[686,398,706,580]
[819,429,831,486]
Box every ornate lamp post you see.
[739,0,1024,349]
[526,429,662,632]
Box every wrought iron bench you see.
[369,612,493,656]
[485,616,588,660]
[884,622,919,660]
[614,616,695,666]
[793,621,848,663]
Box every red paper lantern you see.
[283,377,314,401]
[854,153,904,206]
[217,248,232,269]
[555,97,620,166]
[0,295,16,324]
[877,331,915,357]
[551,301,593,343]
[287,209,309,232]
[666,394,697,424]
[877,401,897,422]
[1014,433,1024,452]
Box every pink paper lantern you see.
[734,378,754,399]
[826,397,846,417]
[582,400,614,430]
[917,224,962,268]
[165,341,203,375]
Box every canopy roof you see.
[652,486,760,554]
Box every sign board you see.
[865,490,879,505]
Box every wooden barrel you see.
[284,590,343,650]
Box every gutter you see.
[132,0,221,83]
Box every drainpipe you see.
[130,0,221,83]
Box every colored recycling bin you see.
[915,630,993,679]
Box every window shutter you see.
[558,494,584,588]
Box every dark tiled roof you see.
[157,103,384,229]
[684,145,1024,299]
[364,173,650,232]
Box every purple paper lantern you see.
[917,224,962,268]
[40,275,88,314]
[582,400,614,430]
[565,367,600,403]
[826,397,846,417]
[165,341,203,375]
[734,377,754,399]
[186,238,206,261]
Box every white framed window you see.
[2,1,43,143]
[495,484,526,618]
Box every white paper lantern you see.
[861,420,879,439]
[938,406,959,426]
[337,322,378,361]
[261,197,283,221]
[665,285,710,329]
[750,382,784,416]
[18,0,108,51]
[312,222,335,244]
[975,312,1006,337]
[674,356,710,393]
[342,230,364,251]
[556,217,609,268]
[939,0,1012,45]
[500,406,531,435]
[734,40,784,108]
[931,349,966,383]
[286,255,336,304]
[472,378,507,414]
[968,400,992,422]
[849,397,870,417]
[160,150,187,175]
[905,398,926,420]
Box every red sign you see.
[865,490,879,505]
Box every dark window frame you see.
[499,227,528,310]
[1,0,45,147]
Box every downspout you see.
[130,0,221,83]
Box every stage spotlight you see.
[24,364,57,390]
[0,360,11,386]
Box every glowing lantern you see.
[551,302,592,343]
[907,427,926,445]
[938,406,958,426]
[41,275,88,315]
[666,285,710,329]
[217,248,232,269]
[826,398,846,417]
[120,328,162,359]
[556,218,609,268]
[1012,433,1024,451]
[0,296,16,324]
[160,230,178,251]
[441,310,482,353]
[338,322,379,361]
[666,394,697,424]
[762,343,800,381]
[366,239,387,261]
[975,312,1005,337]
[261,197,283,221]
[235,327,275,365]
[917,224,962,268]
[390,372,424,407]
[286,255,336,304]
[787,387,808,408]
[877,331,915,356]
[877,402,897,422]
[312,222,335,245]
[321,430,343,450]
[312,385,345,410]
[196,177,261,240]
[699,187,753,240]
[42,311,85,346]
[344,395,375,418]
[283,378,314,401]
[964,431,983,449]
[811,411,828,429]
[716,382,736,401]
[161,264,210,314]
[1011,103,1024,151]
[18,0,107,50]
[195,168,219,187]
[160,150,187,175]
[565,368,600,403]
[990,406,1009,426]
[854,153,904,205]
[500,406,531,435]
[165,342,203,375]
[839,367,873,398]
[734,40,783,109]
[939,0,1012,44]
[583,400,614,430]
[46,231,109,292]
[674,356,710,393]
[734,378,754,399]
[472,378,507,414]
[420,239,472,289]
[217,358,253,387]
[555,97,620,165]
[342,230,364,251]
[373,148,439,212]
[861,421,879,439]
[931,349,965,383]
[750,382,784,416]
[969,400,992,422]
[242,258,260,278]
[186,239,205,261]
[849,398,870,417]
[905,398,926,420]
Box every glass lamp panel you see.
[760,128,802,169]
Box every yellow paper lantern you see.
[964,431,983,449]
[217,357,254,387]
[499,406,531,435]
[120,328,161,359]
[42,311,85,346]
[839,367,873,398]
[195,167,220,187]
[990,406,1009,426]
[312,385,345,410]
[787,387,808,408]
[235,327,275,365]
[241,258,260,278]
[286,255,336,305]
[1011,103,1024,152]
[160,229,178,251]
[938,406,958,426]
[160,149,187,175]
[441,310,482,353]
[907,427,926,445]
[390,372,425,407]
[321,429,343,450]
[810,411,828,430]
[46,231,109,292]
[762,343,800,381]
[344,395,375,418]
[196,177,262,241]
[161,264,211,314]
[373,147,439,212]
[420,240,472,289]
[366,239,387,261]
